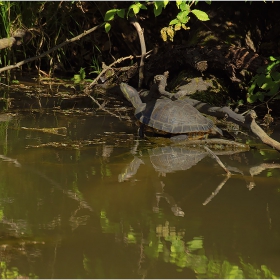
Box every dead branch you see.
[84,55,134,93]
[130,17,147,89]
[204,146,231,175]
[0,24,104,74]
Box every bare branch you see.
[0,24,104,74]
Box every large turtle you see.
[120,82,222,140]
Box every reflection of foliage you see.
[0,259,39,279]
[98,210,279,279]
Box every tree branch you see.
[0,24,104,74]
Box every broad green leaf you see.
[104,9,117,21]
[256,73,266,87]
[248,82,256,94]
[255,91,265,101]
[117,9,125,18]
[154,1,164,17]
[128,2,146,16]
[177,10,190,24]
[163,0,169,8]
[139,3,147,10]
[176,0,183,8]
[205,0,212,4]
[191,9,210,21]
[179,2,189,12]
[271,71,280,81]
[247,94,257,103]
[267,83,279,96]
[169,18,180,25]
[105,22,111,33]
[128,4,140,16]
[260,78,273,90]
[267,61,280,72]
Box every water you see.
[0,111,280,278]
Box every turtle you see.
[120,82,223,140]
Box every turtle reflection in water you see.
[119,142,249,215]
[120,80,223,140]
[118,145,210,217]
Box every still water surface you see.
[1,111,280,278]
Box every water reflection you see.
[0,112,280,278]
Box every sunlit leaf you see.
[117,9,125,18]
[105,22,111,33]
[191,9,210,21]
[104,9,117,21]
[179,1,189,12]
[176,0,183,8]
[169,18,180,25]
[177,10,190,24]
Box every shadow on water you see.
[1,111,280,278]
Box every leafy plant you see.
[103,1,210,42]
[247,56,280,103]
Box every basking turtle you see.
[120,82,222,139]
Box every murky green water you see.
[1,111,280,279]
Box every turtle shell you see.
[135,98,214,135]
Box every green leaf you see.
[169,18,180,25]
[248,82,256,94]
[267,83,279,96]
[255,73,266,87]
[128,4,139,16]
[105,22,111,33]
[154,1,165,17]
[177,10,190,24]
[179,2,189,12]
[205,1,212,4]
[191,9,210,21]
[247,93,257,103]
[117,9,125,18]
[260,77,273,90]
[128,2,147,17]
[176,0,183,8]
[79,68,86,80]
[163,0,169,8]
[267,61,280,72]
[104,9,117,21]
[271,71,280,81]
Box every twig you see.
[84,55,134,93]
[0,23,104,74]
[130,17,147,89]
[86,94,129,120]
[204,146,231,175]
[202,174,231,206]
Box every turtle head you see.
[120,83,145,110]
